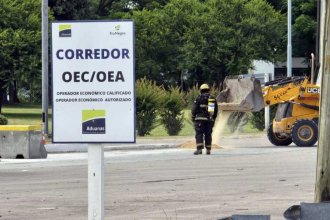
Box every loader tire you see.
[267,123,292,146]
[291,119,318,147]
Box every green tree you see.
[184,0,286,83]
[132,1,190,85]
[266,0,318,58]
[292,0,317,57]
[0,0,41,109]
[133,0,286,87]
[267,0,287,12]
[49,0,93,20]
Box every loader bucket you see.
[217,76,264,112]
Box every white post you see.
[42,0,49,135]
[88,145,104,220]
[287,0,292,77]
[264,73,270,130]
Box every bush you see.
[185,85,199,109]
[136,77,163,136]
[160,86,185,136]
[227,112,248,132]
[185,83,219,109]
[209,83,219,98]
[0,114,8,125]
[249,105,277,131]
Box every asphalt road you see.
[0,135,317,220]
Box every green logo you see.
[59,24,72,37]
[115,25,120,31]
[82,110,106,134]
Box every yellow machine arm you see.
[217,76,319,112]
[263,77,308,106]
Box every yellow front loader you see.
[217,76,320,147]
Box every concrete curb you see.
[45,143,179,153]
[45,144,88,153]
[45,134,266,153]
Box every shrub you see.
[249,105,277,131]
[0,114,8,125]
[185,83,219,109]
[209,83,219,98]
[160,86,185,136]
[227,112,248,132]
[185,85,199,109]
[136,77,163,136]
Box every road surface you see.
[0,134,317,219]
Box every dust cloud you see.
[212,111,231,147]
[180,111,242,149]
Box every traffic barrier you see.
[300,202,330,220]
[284,202,330,220]
[0,125,47,159]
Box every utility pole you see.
[315,0,321,83]
[287,0,292,77]
[315,0,330,202]
[42,0,49,135]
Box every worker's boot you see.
[206,148,211,155]
[193,148,203,155]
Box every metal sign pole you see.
[88,144,104,220]
[41,0,49,135]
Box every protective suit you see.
[192,84,218,155]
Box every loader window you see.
[275,103,293,121]
[286,103,293,117]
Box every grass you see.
[243,121,262,133]
[0,104,261,137]
[150,109,261,137]
[1,104,52,128]
[150,118,195,136]
[150,110,194,136]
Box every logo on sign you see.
[82,110,106,134]
[59,24,72,37]
[110,24,126,36]
[307,87,320,94]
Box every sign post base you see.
[88,144,104,220]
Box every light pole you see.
[287,0,292,77]
[42,0,48,136]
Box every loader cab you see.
[274,103,293,122]
[272,102,295,135]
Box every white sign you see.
[52,21,135,143]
